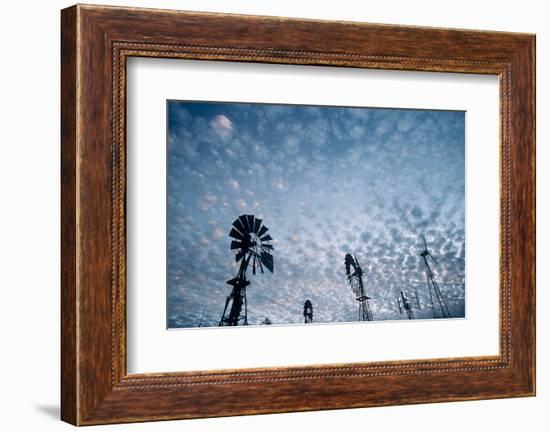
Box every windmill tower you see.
[397,289,420,319]
[345,253,374,321]
[219,214,274,326]
[420,235,451,319]
[303,300,313,324]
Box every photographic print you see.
[167,101,465,329]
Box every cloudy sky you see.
[167,100,465,329]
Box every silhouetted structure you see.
[303,300,313,324]
[397,289,420,319]
[197,308,205,327]
[420,235,451,318]
[345,253,374,321]
[219,214,274,326]
[261,317,272,325]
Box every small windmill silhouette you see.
[345,253,374,321]
[303,300,313,324]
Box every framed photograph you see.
[61,4,535,425]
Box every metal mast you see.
[303,300,313,324]
[345,253,374,321]
[397,289,420,319]
[420,235,451,319]
[219,214,274,326]
[219,257,251,326]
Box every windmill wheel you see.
[229,214,274,274]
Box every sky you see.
[166,100,465,329]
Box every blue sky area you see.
[167,101,465,328]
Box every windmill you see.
[219,214,274,326]
[397,289,420,319]
[345,253,374,321]
[303,300,313,324]
[420,235,451,319]
[261,317,272,325]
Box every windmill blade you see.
[429,253,439,265]
[238,215,249,233]
[258,259,264,273]
[257,225,268,238]
[235,250,246,262]
[229,228,245,240]
[232,217,247,234]
[422,234,427,250]
[230,240,243,250]
[261,243,274,250]
[260,234,273,242]
[246,215,255,233]
[252,254,257,275]
[260,251,274,273]
[253,218,262,234]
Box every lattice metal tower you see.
[345,253,374,321]
[219,214,274,326]
[420,235,451,319]
[397,289,420,319]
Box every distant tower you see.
[420,235,451,319]
[397,289,420,319]
[345,253,374,321]
[303,300,313,324]
[197,308,205,327]
[219,214,274,326]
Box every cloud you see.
[411,206,423,219]
[228,178,240,190]
[350,125,366,139]
[375,118,392,136]
[283,136,300,155]
[209,114,234,139]
[273,177,287,191]
[397,112,415,132]
[197,192,217,211]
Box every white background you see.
[0,1,546,430]
[127,59,499,373]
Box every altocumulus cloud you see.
[167,101,465,328]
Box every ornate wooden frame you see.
[61,4,536,425]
